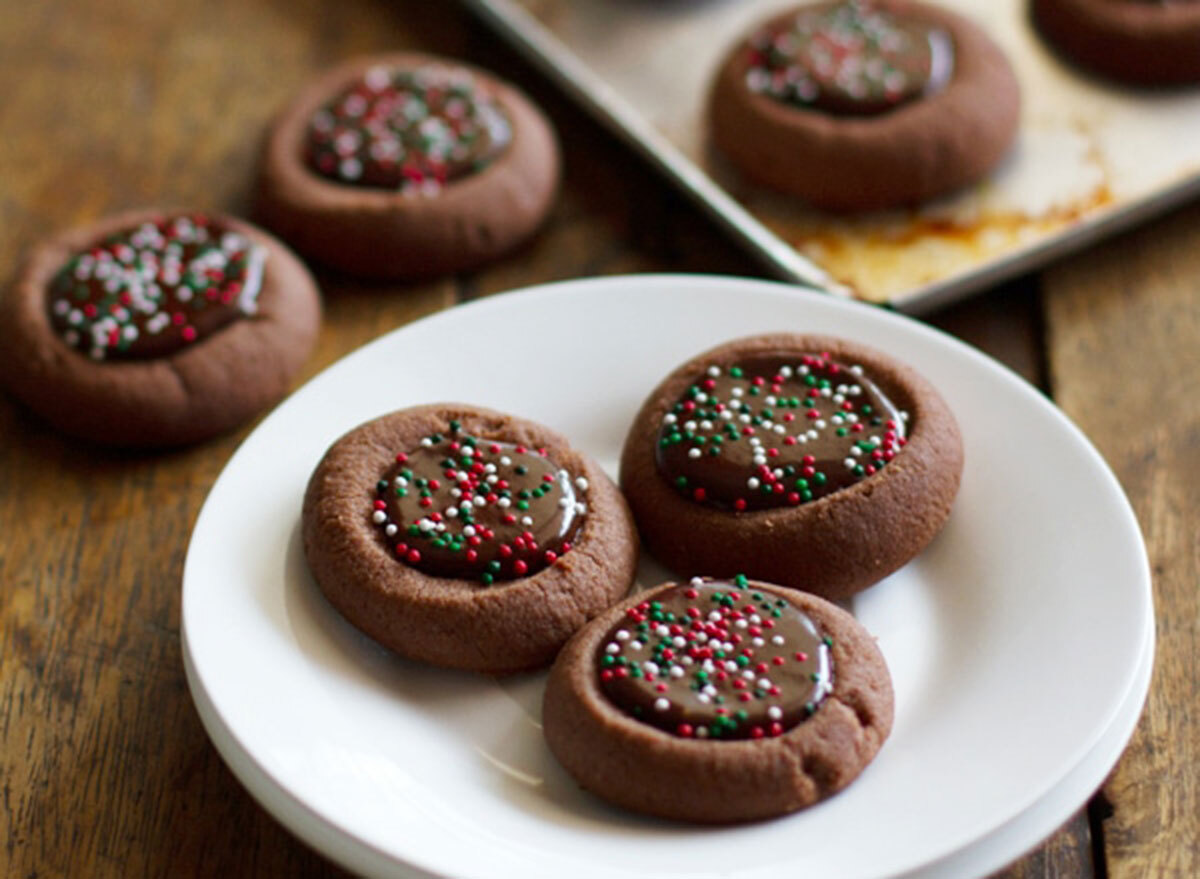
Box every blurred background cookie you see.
[256,53,561,279]
[0,209,321,447]
[1032,0,1200,86]
[709,0,1021,211]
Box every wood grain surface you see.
[0,1,1194,877]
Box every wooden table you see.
[1,1,1195,875]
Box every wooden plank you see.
[0,2,462,876]
[0,1,749,876]
[1040,199,1200,879]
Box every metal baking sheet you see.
[464,0,1200,311]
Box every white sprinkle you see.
[630,640,644,651]
[605,643,620,654]
[688,448,702,459]
[845,457,857,469]
[575,477,589,491]
[768,706,783,720]
[372,511,387,524]
[707,365,721,377]
[462,525,476,537]
[497,497,511,508]
[670,665,685,678]
[521,516,533,526]
[690,576,704,587]
[500,456,512,466]
[616,629,630,641]
[747,477,760,490]
[385,524,398,537]
[772,634,785,645]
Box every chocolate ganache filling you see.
[598,577,833,739]
[656,353,908,511]
[373,421,586,583]
[745,0,954,116]
[46,215,265,361]
[305,64,513,193]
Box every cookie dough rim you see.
[256,52,560,278]
[301,404,640,674]
[543,579,894,823]
[709,1,1021,211]
[618,333,963,600]
[0,207,321,448]
[1031,0,1200,86]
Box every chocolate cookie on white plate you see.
[302,404,639,674]
[543,576,894,822]
[619,333,963,600]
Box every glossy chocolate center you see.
[655,353,907,511]
[372,422,586,583]
[598,577,833,739]
[746,0,954,116]
[305,64,512,192]
[46,215,264,361]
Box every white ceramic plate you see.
[182,275,1153,879]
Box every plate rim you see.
[182,273,1154,879]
